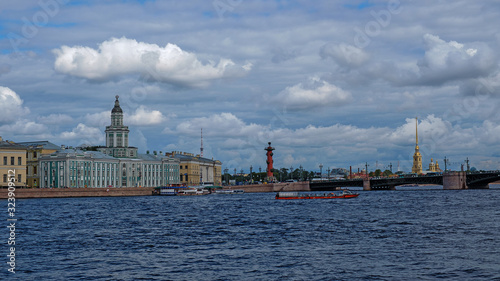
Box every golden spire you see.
[412,116,422,174]
[415,117,419,149]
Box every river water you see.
[4,188,500,280]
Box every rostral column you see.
[265,142,275,182]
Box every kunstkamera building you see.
[39,96,180,188]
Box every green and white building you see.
[38,96,180,188]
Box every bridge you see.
[310,171,500,191]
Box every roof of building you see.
[17,141,60,150]
[137,153,179,162]
[171,152,221,164]
[40,148,119,160]
[0,140,27,150]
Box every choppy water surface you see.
[5,188,500,280]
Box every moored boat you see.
[153,186,209,196]
[275,189,359,200]
[215,189,245,194]
[153,186,177,196]
[177,187,210,196]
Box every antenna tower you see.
[200,128,204,157]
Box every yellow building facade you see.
[0,137,27,188]
[18,141,59,187]
[167,151,222,186]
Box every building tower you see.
[101,95,137,158]
[412,117,423,174]
[265,142,275,182]
[200,128,204,157]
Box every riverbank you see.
[0,182,310,199]
[0,187,155,199]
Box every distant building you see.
[17,141,59,187]
[166,151,222,186]
[39,96,180,188]
[0,137,27,187]
[427,158,442,173]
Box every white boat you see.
[177,187,210,196]
[215,189,245,194]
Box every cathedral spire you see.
[412,117,422,174]
[415,117,419,146]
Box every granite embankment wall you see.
[0,187,155,199]
[0,182,310,199]
[226,181,310,193]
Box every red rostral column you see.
[265,142,275,181]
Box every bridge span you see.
[310,171,500,191]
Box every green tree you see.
[382,170,393,177]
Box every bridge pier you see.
[363,178,371,191]
[443,171,467,190]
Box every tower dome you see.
[112,95,123,113]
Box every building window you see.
[2,174,6,182]
[11,157,14,165]
[3,157,6,165]
[18,174,21,183]
[33,151,37,158]
[18,157,21,165]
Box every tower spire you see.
[200,128,204,157]
[415,117,419,146]
[412,117,422,174]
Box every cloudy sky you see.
[1,0,500,173]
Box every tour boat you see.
[275,189,359,200]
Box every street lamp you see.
[250,165,253,184]
[224,168,229,185]
[299,165,303,181]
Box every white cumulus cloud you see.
[415,34,497,85]
[0,86,30,124]
[53,37,251,87]
[60,123,104,145]
[275,77,352,110]
[126,106,166,126]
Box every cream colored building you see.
[166,151,222,186]
[0,137,27,187]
